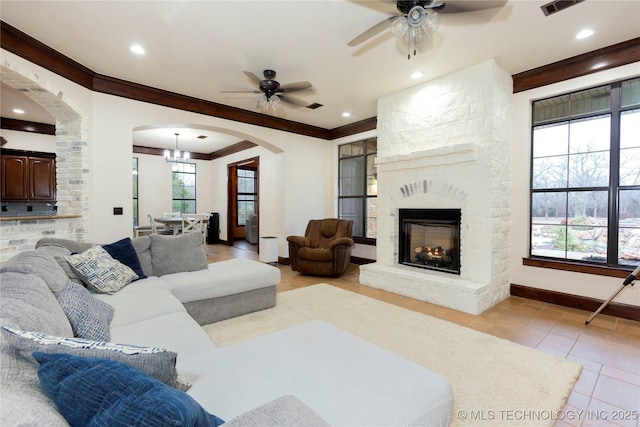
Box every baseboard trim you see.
[350,256,376,266]
[510,283,640,322]
[277,256,373,266]
[278,256,289,265]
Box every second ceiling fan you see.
[348,0,507,59]
[222,70,314,114]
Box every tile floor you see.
[206,243,640,427]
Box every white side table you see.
[259,236,278,264]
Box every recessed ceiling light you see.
[342,112,351,118]
[410,71,423,79]
[130,44,145,55]
[12,108,25,114]
[575,29,594,39]
[591,61,608,70]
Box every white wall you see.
[0,129,56,152]
[509,62,640,307]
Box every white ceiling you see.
[1,0,639,152]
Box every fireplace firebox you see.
[399,209,461,274]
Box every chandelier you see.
[390,6,441,60]
[164,133,191,164]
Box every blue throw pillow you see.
[33,352,224,427]
[102,237,147,280]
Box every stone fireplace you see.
[359,60,512,315]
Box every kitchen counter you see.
[0,214,81,221]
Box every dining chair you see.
[148,213,172,235]
[181,214,207,244]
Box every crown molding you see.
[0,117,56,135]
[512,37,640,93]
[133,139,258,161]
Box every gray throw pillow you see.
[0,250,69,296]
[36,238,93,255]
[1,327,190,391]
[65,246,138,294]
[34,245,83,284]
[131,236,154,277]
[57,281,114,341]
[0,272,73,338]
[150,232,208,276]
[0,333,69,426]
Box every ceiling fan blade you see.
[279,94,310,107]
[243,71,263,88]
[220,89,261,94]
[279,81,313,93]
[435,0,507,13]
[347,15,398,47]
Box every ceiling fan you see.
[348,0,507,59]
[221,70,314,114]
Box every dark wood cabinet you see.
[29,157,56,200]
[1,155,29,200]
[1,150,56,202]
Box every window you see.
[237,167,257,226]
[530,77,640,267]
[132,158,139,226]
[338,139,377,241]
[172,163,196,213]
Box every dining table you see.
[153,216,183,235]
[154,216,208,235]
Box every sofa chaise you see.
[0,232,454,426]
[35,233,280,325]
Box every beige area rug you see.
[203,284,582,426]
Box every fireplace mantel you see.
[376,142,478,172]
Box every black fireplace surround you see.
[399,209,461,274]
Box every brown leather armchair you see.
[287,218,354,277]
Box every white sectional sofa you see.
[0,232,454,426]
[36,234,280,325]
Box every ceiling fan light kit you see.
[257,93,282,115]
[390,6,441,59]
[349,0,505,60]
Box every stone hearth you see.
[359,60,512,315]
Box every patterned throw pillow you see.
[1,327,190,391]
[57,281,114,341]
[34,353,223,427]
[65,246,138,294]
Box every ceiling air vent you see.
[541,0,584,16]
[197,135,208,139]
[306,103,323,110]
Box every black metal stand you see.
[585,264,640,325]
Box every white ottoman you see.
[183,320,454,426]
